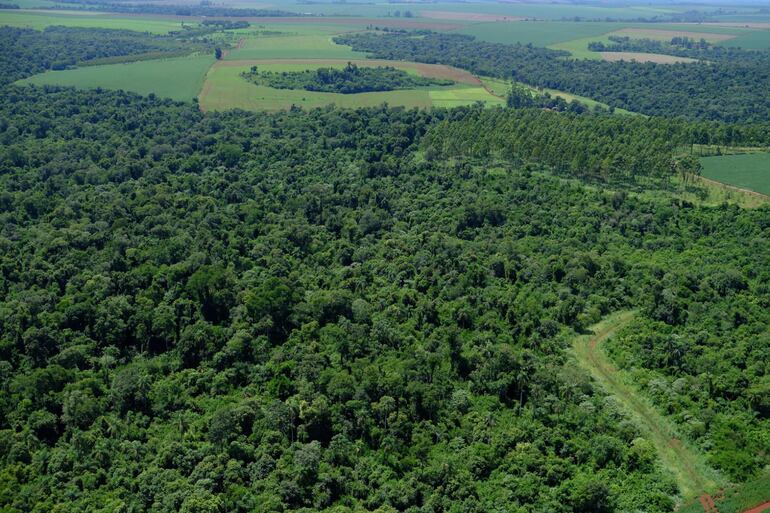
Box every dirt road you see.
[572,312,724,501]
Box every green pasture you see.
[225,34,365,60]
[428,87,504,108]
[19,54,214,101]
[700,152,770,196]
[454,20,762,58]
[277,2,696,20]
[717,28,770,49]
[457,21,629,47]
[0,10,185,33]
[7,0,58,7]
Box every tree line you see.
[588,35,770,65]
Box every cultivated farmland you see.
[0,10,184,33]
[198,59,501,111]
[225,34,365,60]
[19,54,215,101]
[700,152,770,196]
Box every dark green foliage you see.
[0,86,767,512]
[336,31,770,122]
[242,62,454,94]
[0,26,205,85]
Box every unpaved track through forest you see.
[572,312,725,502]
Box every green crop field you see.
[457,21,629,47]
[454,20,755,58]
[0,10,186,33]
[701,152,770,196]
[19,54,215,101]
[229,1,680,20]
[199,60,502,111]
[428,87,504,108]
[718,28,770,49]
[226,34,366,60]
[543,23,753,58]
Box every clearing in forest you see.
[572,312,725,501]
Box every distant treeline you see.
[200,20,250,30]
[335,32,770,123]
[589,36,770,65]
[51,0,308,16]
[0,26,207,85]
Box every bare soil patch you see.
[600,51,698,64]
[743,502,770,513]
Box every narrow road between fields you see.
[572,311,724,502]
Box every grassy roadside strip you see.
[571,311,726,502]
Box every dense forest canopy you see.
[335,32,770,123]
[0,86,768,513]
[241,63,454,94]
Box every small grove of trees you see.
[241,62,454,94]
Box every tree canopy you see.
[0,86,768,512]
